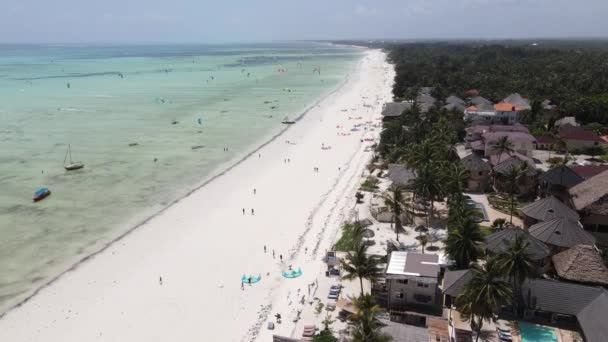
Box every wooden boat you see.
[64,144,84,171]
[281,117,296,125]
[33,187,51,202]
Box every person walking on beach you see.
[272,250,275,258]
[159,276,163,285]
[242,208,245,215]
[251,208,255,215]
[279,254,283,262]
[241,282,244,290]
[253,188,256,195]
[264,245,267,253]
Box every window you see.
[395,292,404,299]
[417,282,429,288]
[396,279,408,285]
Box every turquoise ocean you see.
[0,43,361,313]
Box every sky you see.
[2,0,608,43]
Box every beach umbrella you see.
[362,229,375,238]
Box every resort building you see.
[552,244,608,287]
[490,152,538,195]
[441,271,608,342]
[443,95,466,112]
[502,93,531,110]
[483,132,536,157]
[387,163,416,188]
[385,251,440,310]
[571,165,608,180]
[568,170,608,246]
[558,125,604,150]
[381,102,412,121]
[538,165,583,199]
[520,195,580,228]
[459,153,491,192]
[528,217,596,252]
[534,135,558,150]
[485,228,551,272]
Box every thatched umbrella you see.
[362,228,375,238]
[415,225,428,234]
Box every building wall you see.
[388,278,437,307]
[466,171,490,192]
[564,139,600,150]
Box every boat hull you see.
[64,163,84,171]
[33,190,51,202]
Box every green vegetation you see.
[495,235,536,317]
[340,240,384,297]
[445,196,485,269]
[360,176,380,192]
[382,185,410,241]
[456,257,512,342]
[334,222,364,252]
[349,294,392,342]
[387,43,608,125]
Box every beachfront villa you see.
[520,195,580,228]
[442,270,608,342]
[381,101,412,121]
[568,170,608,246]
[485,227,551,272]
[385,252,440,311]
[459,153,491,192]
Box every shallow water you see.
[0,43,361,312]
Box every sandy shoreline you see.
[0,49,393,341]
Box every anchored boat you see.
[64,144,84,171]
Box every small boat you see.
[64,145,84,171]
[191,145,205,150]
[281,117,296,125]
[33,187,51,202]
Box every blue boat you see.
[241,274,261,284]
[33,187,51,202]
[282,267,303,279]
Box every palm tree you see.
[416,234,429,254]
[491,136,515,163]
[445,203,484,269]
[503,163,529,224]
[495,235,536,317]
[456,258,512,342]
[382,185,410,241]
[341,242,384,297]
[412,165,443,227]
[442,162,470,203]
[349,294,392,342]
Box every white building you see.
[385,251,441,310]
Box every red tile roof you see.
[494,102,520,112]
[559,126,601,142]
[571,165,608,180]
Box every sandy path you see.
[0,49,393,342]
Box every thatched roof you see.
[387,164,415,187]
[493,154,538,176]
[471,96,492,106]
[485,228,550,260]
[521,196,579,222]
[568,170,608,214]
[381,102,412,117]
[540,165,583,189]
[460,153,490,172]
[552,245,608,286]
[443,102,466,112]
[529,218,596,248]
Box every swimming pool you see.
[519,322,558,342]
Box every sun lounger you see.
[497,329,512,341]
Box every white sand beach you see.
[0,49,393,341]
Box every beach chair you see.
[302,325,316,338]
[497,328,512,341]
